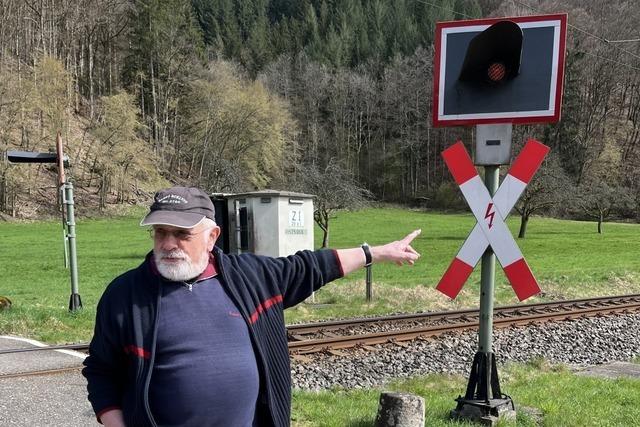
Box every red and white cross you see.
[437,139,550,301]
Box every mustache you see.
[157,249,188,259]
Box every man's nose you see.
[159,235,179,251]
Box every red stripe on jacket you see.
[123,345,150,359]
[249,295,284,324]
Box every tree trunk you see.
[99,174,108,210]
[18,57,27,148]
[73,45,79,112]
[139,72,145,120]
[150,57,160,157]
[11,191,17,217]
[89,39,94,118]
[108,39,113,94]
[598,214,603,234]
[518,214,529,238]
[0,170,6,212]
[322,222,329,248]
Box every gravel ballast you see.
[291,313,640,390]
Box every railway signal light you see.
[433,14,567,126]
[458,20,523,86]
[6,150,69,166]
[4,135,82,312]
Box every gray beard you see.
[154,249,209,282]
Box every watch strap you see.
[361,243,372,267]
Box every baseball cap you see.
[140,186,215,228]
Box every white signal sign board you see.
[432,14,567,127]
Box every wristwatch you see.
[361,243,372,267]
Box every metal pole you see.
[478,166,499,354]
[451,121,517,422]
[234,199,243,255]
[56,132,81,312]
[65,180,82,312]
[365,265,372,302]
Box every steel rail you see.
[0,343,89,356]
[0,365,82,380]
[288,300,640,354]
[287,294,640,335]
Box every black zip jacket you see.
[82,246,343,426]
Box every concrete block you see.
[374,392,425,427]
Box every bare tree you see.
[293,161,371,248]
[515,154,571,238]
[574,182,634,233]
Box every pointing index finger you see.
[401,229,422,245]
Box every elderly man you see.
[83,186,421,427]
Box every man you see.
[83,186,421,427]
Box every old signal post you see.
[6,132,82,312]
[432,14,567,424]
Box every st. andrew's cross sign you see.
[437,139,549,301]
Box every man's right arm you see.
[271,229,421,307]
[99,409,125,427]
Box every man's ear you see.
[207,226,221,251]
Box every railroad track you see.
[0,365,82,379]
[0,344,88,380]
[287,294,640,354]
[2,294,640,378]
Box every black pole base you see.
[450,352,516,425]
[451,397,515,426]
[69,293,83,312]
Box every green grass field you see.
[292,360,640,426]
[0,207,639,341]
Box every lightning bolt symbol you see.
[485,202,495,229]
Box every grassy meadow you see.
[0,206,639,341]
[292,359,640,426]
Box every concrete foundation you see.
[450,398,516,426]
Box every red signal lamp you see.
[458,21,523,85]
[487,62,507,82]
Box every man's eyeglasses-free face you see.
[149,227,209,242]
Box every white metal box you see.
[224,190,315,257]
[474,124,513,165]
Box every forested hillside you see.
[0,0,638,223]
